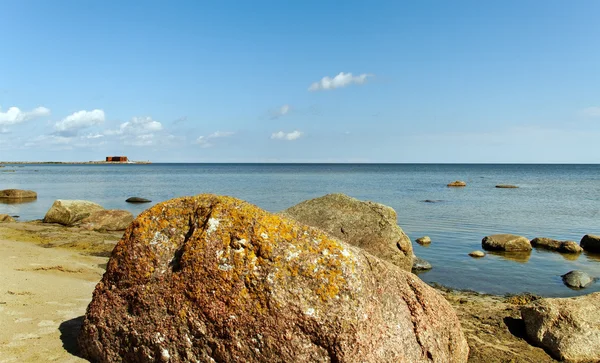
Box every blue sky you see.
[1,1,599,162]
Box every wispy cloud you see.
[271,130,303,141]
[581,106,600,117]
[103,116,165,146]
[0,106,50,126]
[55,109,104,133]
[308,72,371,91]
[196,130,235,148]
[270,104,291,119]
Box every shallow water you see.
[1,163,599,297]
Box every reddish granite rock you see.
[280,193,414,272]
[79,194,468,363]
[78,209,134,232]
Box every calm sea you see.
[1,163,599,297]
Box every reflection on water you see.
[583,251,600,262]
[0,198,37,205]
[487,251,531,263]
[560,252,581,261]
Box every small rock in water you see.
[125,197,152,203]
[447,180,466,187]
[421,199,443,203]
[416,236,431,245]
[469,250,485,258]
[495,184,519,188]
[482,234,532,252]
[531,237,583,254]
[580,234,600,253]
[561,270,593,289]
[412,256,432,271]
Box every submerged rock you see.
[0,189,37,199]
[79,194,469,363]
[412,256,432,271]
[79,210,134,232]
[447,181,466,187]
[416,236,431,245]
[0,214,16,222]
[531,237,583,254]
[580,234,600,253]
[521,292,600,362]
[421,199,444,203]
[126,197,151,203]
[43,200,104,226]
[281,193,413,272]
[469,250,485,258]
[482,234,532,252]
[495,184,519,188]
[561,270,593,289]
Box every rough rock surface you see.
[412,256,432,271]
[416,236,431,245]
[447,181,466,187]
[521,292,600,363]
[482,234,532,252]
[0,189,37,199]
[78,210,134,232]
[531,237,583,253]
[469,250,485,258]
[126,197,152,203]
[79,194,469,363]
[0,214,16,222]
[43,200,105,226]
[495,184,518,188]
[580,234,600,253]
[280,193,413,272]
[561,270,593,289]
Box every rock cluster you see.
[281,193,413,272]
[79,194,469,363]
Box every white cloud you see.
[271,130,303,141]
[0,106,50,126]
[308,72,371,91]
[581,107,600,117]
[196,131,235,148]
[270,104,291,119]
[55,109,105,132]
[116,116,162,135]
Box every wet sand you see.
[0,222,558,362]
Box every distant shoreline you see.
[0,161,151,165]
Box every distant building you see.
[106,156,128,162]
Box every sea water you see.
[1,163,599,297]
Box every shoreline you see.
[0,221,558,362]
[0,161,151,165]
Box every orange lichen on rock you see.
[79,194,468,363]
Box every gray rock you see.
[482,234,532,252]
[126,197,151,203]
[521,292,600,362]
[531,237,583,254]
[412,256,432,271]
[447,181,466,187]
[281,193,413,272]
[580,234,600,253]
[79,194,469,363]
[561,270,593,289]
[495,184,519,188]
[469,250,485,258]
[416,236,431,245]
[43,200,105,226]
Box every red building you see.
[106,156,128,162]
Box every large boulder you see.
[531,237,583,254]
[482,234,532,252]
[521,293,600,362]
[43,200,104,226]
[79,194,469,363]
[78,210,134,232]
[280,194,413,272]
[580,234,600,253]
[0,189,37,199]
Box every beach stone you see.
[78,209,134,232]
[495,184,518,188]
[79,194,469,363]
[43,200,105,226]
[521,292,600,362]
[531,237,583,254]
[469,250,485,258]
[126,197,151,203]
[481,234,532,252]
[416,236,431,245]
[412,256,432,271]
[0,189,37,199]
[280,193,414,272]
[561,270,593,289]
[580,234,600,253]
[0,214,16,223]
[447,181,466,187]
[422,199,443,203]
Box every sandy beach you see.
[0,220,561,362]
